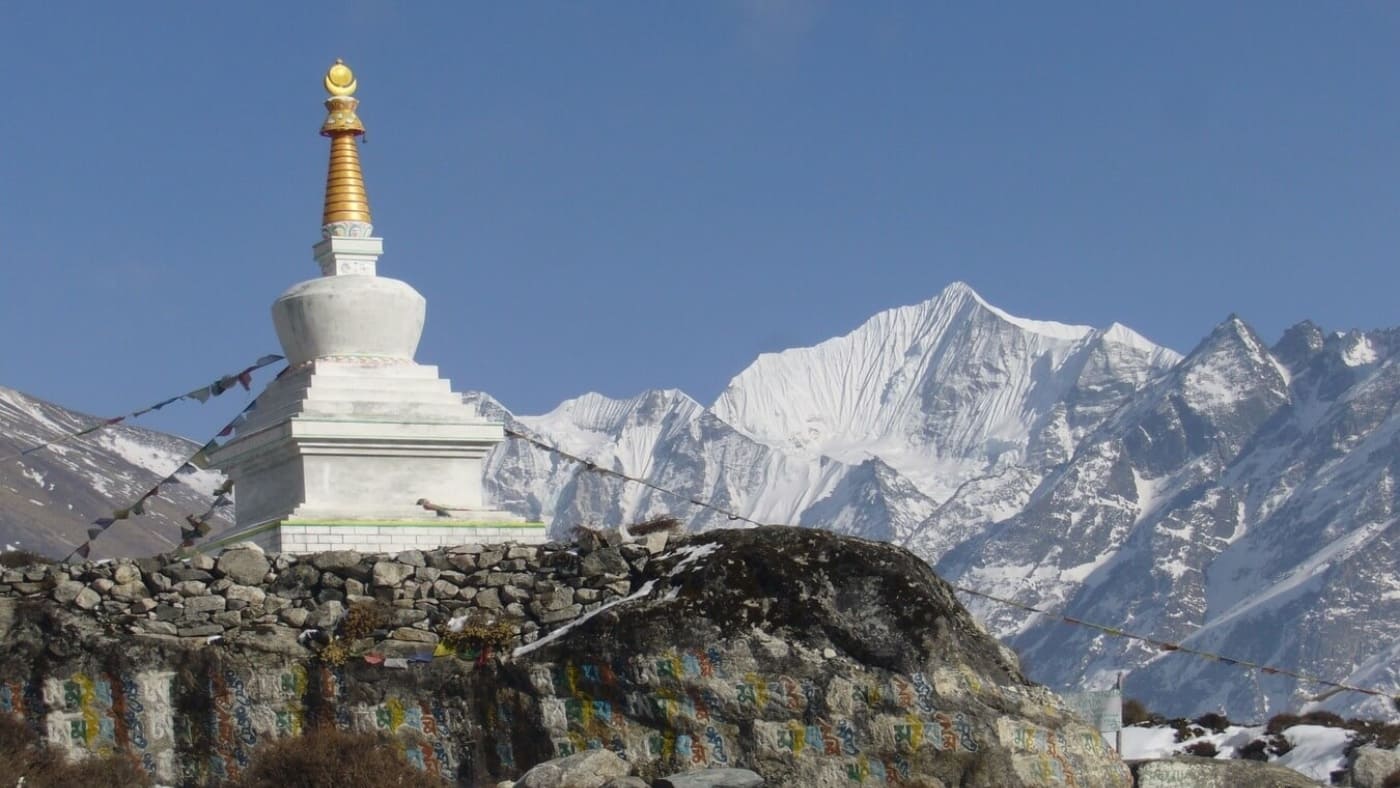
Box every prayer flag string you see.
[503,426,770,528]
[1,354,283,465]
[59,359,283,562]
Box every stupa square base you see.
[213,517,547,555]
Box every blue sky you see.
[2,3,1399,442]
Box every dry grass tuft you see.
[0,713,150,787]
[229,727,449,788]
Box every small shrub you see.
[1299,710,1345,728]
[1183,740,1218,758]
[318,639,349,667]
[229,727,448,788]
[1237,739,1268,761]
[438,620,516,651]
[0,713,150,787]
[1193,712,1230,733]
[1265,713,1301,735]
[340,601,390,640]
[1122,698,1155,726]
[1170,719,1203,743]
[1267,733,1293,757]
[1381,768,1400,788]
[0,550,50,569]
[629,515,682,535]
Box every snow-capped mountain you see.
[479,282,1399,721]
[0,386,231,560]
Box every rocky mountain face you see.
[0,385,232,560]
[479,283,1400,722]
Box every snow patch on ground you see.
[19,466,44,487]
[1123,722,1352,782]
[1275,724,1354,782]
[667,542,721,576]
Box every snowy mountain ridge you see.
[0,386,232,559]
[481,282,1400,722]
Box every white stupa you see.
[209,60,544,554]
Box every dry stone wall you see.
[0,527,1134,787]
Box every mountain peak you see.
[936,282,1094,342]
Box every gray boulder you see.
[1349,745,1400,788]
[656,767,765,787]
[1132,756,1320,787]
[372,560,414,587]
[216,547,270,585]
[515,748,630,788]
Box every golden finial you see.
[324,58,357,96]
[319,58,371,232]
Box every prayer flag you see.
[217,424,234,437]
[188,387,213,404]
[87,527,103,541]
[151,395,182,411]
[255,354,283,366]
[75,543,91,559]
[113,508,130,520]
[237,370,253,390]
[131,500,145,516]
[177,463,197,475]
[94,517,115,528]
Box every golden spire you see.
[320,59,372,233]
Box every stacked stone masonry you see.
[3,536,645,646]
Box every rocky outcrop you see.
[1348,745,1400,788]
[0,528,1130,786]
[1131,756,1321,787]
